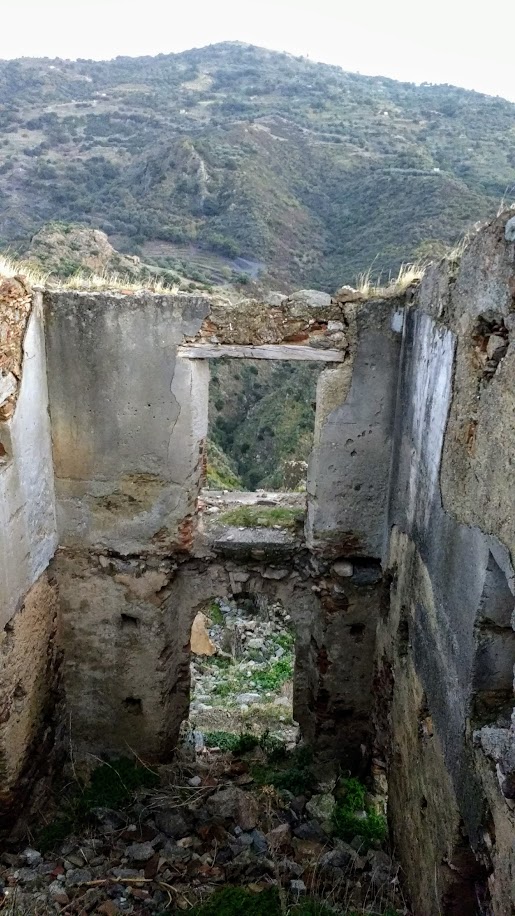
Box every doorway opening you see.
[188,592,299,750]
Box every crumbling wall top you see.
[0,277,33,421]
[182,289,351,349]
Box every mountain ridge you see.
[1,42,514,290]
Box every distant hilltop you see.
[1,42,514,290]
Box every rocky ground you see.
[189,594,298,745]
[0,741,408,916]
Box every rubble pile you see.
[0,743,406,915]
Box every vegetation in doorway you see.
[252,745,316,796]
[217,505,304,529]
[204,730,260,753]
[208,652,294,698]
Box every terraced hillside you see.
[1,42,515,289]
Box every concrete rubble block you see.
[305,793,336,834]
[504,215,515,242]
[0,370,17,406]
[207,786,258,830]
[333,285,366,303]
[262,567,290,579]
[286,289,332,309]
[486,333,509,360]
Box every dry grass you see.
[496,188,515,217]
[60,269,181,294]
[0,253,48,287]
[355,261,425,299]
[0,253,184,294]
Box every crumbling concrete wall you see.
[165,548,379,771]
[0,290,57,629]
[181,288,349,349]
[44,291,211,553]
[306,297,403,558]
[44,287,386,767]
[44,290,212,760]
[378,212,515,915]
[0,573,62,837]
[0,277,33,422]
[0,283,61,832]
[5,220,515,914]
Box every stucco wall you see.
[379,213,515,915]
[0,294,57,631]
[306,298,402,557]
[0,289,61,831]
[44,291,210,553]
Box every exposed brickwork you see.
[0,276,32,421]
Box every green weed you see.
[204,730,260,753]
[218,506,304,529]
[252,746,315,795]
[204,654,232,669]
[189,886,281,915]
[37,757,158,851]
[207,600,224,626]
[275,631,295,651]
[253,656,294,691]
[332,777,387,849]
[188,887,340,916]
[212,680,233,697]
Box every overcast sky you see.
[2,0,514,102]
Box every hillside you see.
[23,223,219,291]
[1,43,515,290]
[209,359,321,490]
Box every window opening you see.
[207,358,323,493]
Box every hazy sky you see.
[2,0,515,102]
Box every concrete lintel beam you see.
[177,344,344,362]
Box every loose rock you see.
[207,786,258,830]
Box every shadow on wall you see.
[472,552,515,729]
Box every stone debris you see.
[207,786,258,830]
[504,215,515,241]
[0,742,405,915]
[305,793,336,835]
[333,284,366,303]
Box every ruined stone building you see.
[1,213,515,914]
